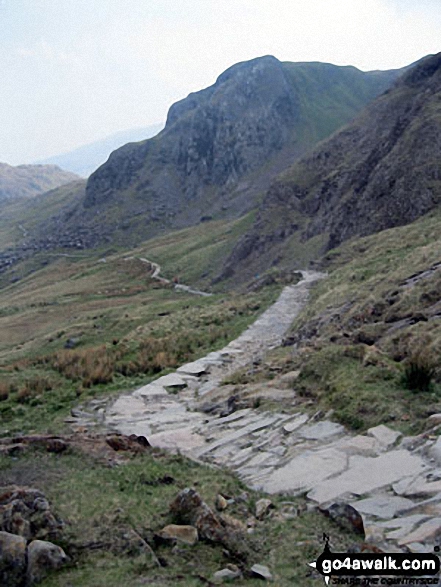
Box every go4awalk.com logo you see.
[308,535,440,585]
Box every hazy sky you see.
[1,0,440,165]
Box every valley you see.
[1,52,441,586]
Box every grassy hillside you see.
[0,244,281,434]
[249,208,441,434]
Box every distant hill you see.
[37,124,164,177]
[218,53,441,283]
[0,162,79,202]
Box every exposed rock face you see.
[222,53,441,281]
[0,163,79,202]
[83,56,399,238]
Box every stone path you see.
[71,271,441,555]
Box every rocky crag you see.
[221,53,441,282]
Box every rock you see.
[170,488,250,560]
[336,435,379,457]
[215,495,228,512]
[427,414,441,428]
[170,488,226,543]
[250,563,272,580]
[64,337,79,349]
[278,371,300,389]
[158,524,198,546]
[177,361,208,376]
[308,450,424,505]
[298,421,345,440]
[213,565,241,583]
[0,487,63,541]
[397,517,441,546]
[263,448,348,495]
[367,425,401,450]
[320,503,364,535]
[0,531,27,587]
[428,436,441,465]
[282,414,308,434]
[105,434,150,452]
[350,495,414,519]
[26,540,68,585]
[255,499,273,520]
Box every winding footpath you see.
[73,270,441,557]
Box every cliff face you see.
[83,55,399,237]
[219,53,441,282]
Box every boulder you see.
[212,564,242,583]
[0,487,63,541]
[0,531,27,587]
[26,540,68,585]
[320,503,364,535]
[215,494,228,512]
[170,488,250,560]
[250,563,272,580]
[157,524,198,546]
[255,499,273,520]
[170,488,225,543]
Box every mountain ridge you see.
[218,52,441,283]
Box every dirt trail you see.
[139,257,212,296]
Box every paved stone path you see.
[71,271,441,555]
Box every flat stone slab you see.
[154,373,188,389]
[351,495,415,519]
[262,448,348,494]
[393,477,441,498]
[335,435,379,456]
[107,395,147,418]
[298,421,345,441]
[133,384,169,399]
[177,361,208,376]
[148,427,206,452]
[112,420,152,437]
[367,425,402,449]
[194,415,281,457]
[398,517,441,546]
[283,414,309,434]
[308,450,425,505]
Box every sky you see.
[1,0,440,165]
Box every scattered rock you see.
[215,495,228,512]
[105,434,150,452]
[26,539,68,585]
[0,531,27,587]
[212,564,241,583]
[170,488,226,544]
[170,488,250,560]
[255,499,273,520]
[320,503,364,535]
[250,563,272,580]
[158,524,198,546]
[0,486,64,541]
